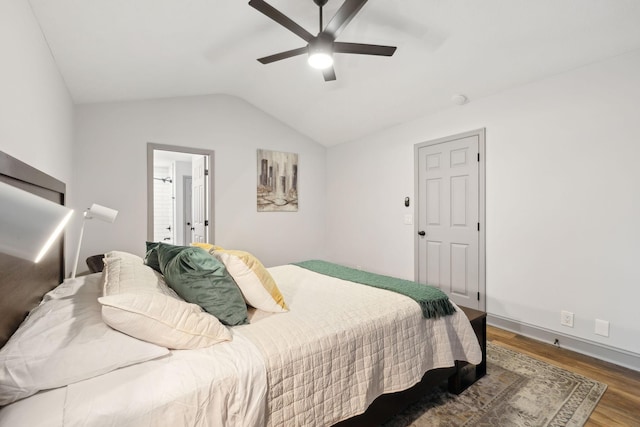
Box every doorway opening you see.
[147,143,214,245]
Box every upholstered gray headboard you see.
[0,151,66,348]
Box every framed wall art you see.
[257,149,298,212]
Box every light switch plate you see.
[403,214,413,225]
[595,319,609,337]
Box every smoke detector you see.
[451,94,468,105]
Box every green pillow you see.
[156,243,248,326]
[156,242,189,272]
[144,241,162,273]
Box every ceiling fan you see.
[248,0,397,81]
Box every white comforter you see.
[236,265,482,427]
[0,276,267,427]
[1,334,266,426]
[0,265,481,427]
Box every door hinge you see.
[477,153,480,162]
[477,292,480,301]
[477,222,480,231]
[204,220,209,226]
[204,169,209,176]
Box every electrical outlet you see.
[560,310,574,327]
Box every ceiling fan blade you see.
[257,47,308,64]
[334,42,397,56]
[322,66,336,82]
[248,0,313,42]
[324,0,368,39]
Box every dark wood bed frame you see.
[0,150,477,425]
[334,367,455,426]
[0,151,66,349]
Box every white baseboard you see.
[487,314,640,372]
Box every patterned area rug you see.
[384,343,607,427]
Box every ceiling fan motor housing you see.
[309,34,334,55]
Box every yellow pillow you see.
[214,250,288,313]
[191,242,224,252]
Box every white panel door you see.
[182,176,193,245]
[417,134,480,308]
[191,155,207,243]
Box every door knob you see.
[418,231,426,236]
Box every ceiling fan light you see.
[308,52,333,69]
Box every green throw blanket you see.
[293,260,456,319]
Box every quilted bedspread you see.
[236,265,483,427]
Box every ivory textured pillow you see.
[103,250,176,297]
[214,249,288,313]
[105,250,144,263]
[99,293,231,350]
[100,251,233,348]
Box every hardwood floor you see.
[488,326,640,426]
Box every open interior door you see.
[191,155,207,243]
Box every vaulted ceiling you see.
[29,0,640,146]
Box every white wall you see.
[326,50,640,356]
[0,0,73,185]
[73,94,326,271]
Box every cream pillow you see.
[104,250,144,263]
[99,252,231,349]
[214,250,288,313]
[99,293,231,350]
[103,250,177,297]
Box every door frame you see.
[147,143,215,244]
[413,128,486,310]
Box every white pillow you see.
[214,249,288,313]
[0,275,169,406]
[100,252,231,349]
[103,251,177,297]
[99,293,232,349]
[104,250,143,260]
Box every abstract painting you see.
[257,149,298,212]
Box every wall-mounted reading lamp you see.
[71,203,118,279]
[0,181,74,263]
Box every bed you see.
[0,151,482,427]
